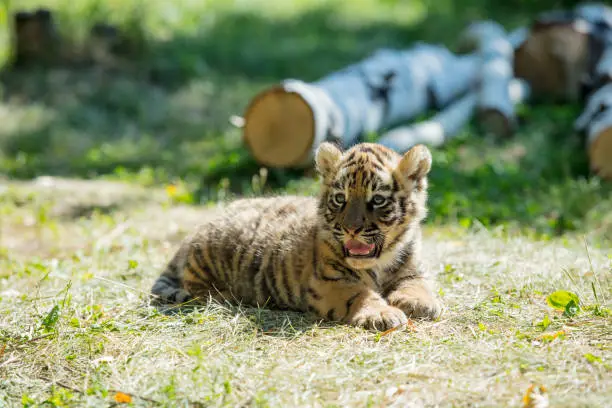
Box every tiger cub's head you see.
[315,142,432,270]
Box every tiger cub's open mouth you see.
[343,239,376,258]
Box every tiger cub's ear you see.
[315,142,342,180]
[396,144,432,181]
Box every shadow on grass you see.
[0,1,610,239]
[153,300,335,339]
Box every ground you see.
[0,0,611,407]
[0,177,610,407]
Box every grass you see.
[0,0,611,406]
[0,178,610,407]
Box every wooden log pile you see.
[241,3,612,180]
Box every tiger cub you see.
[151,142,443,331]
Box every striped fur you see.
[151,142,442,331]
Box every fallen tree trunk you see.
[376,23,529,152]
[242,44,480,168]
[377,78,530,153]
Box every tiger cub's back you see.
[154,195,319,309]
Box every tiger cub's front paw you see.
[350,304,408,331]
[391,295,443,320]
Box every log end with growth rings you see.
[242,86,316,168]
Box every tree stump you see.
[12,8,60,67]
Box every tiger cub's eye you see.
[371,194,387,206]
[333,193,346,204]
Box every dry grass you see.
[0,177,610,407]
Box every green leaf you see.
[536,314,551,330]
[459,217,472,229]
[546,290,580,311]
[563,299,580,317]
[21,394,36,407]
[591,305,610,317]
[128,259,139,270]
[41,305,60,331]
[584,353,602,364]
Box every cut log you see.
[243,83,322,168]
[242,44,480,168]
[377,78,530,153]
[588,117,612,180]
[551,3,612,178]
[12,8,60,67]
[513,10,594,102]
[378,90,477,151]
[461,21,519,137]
[593,42,612,84]
[575,82,612,180]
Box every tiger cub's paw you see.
[392,295,443,320]
[350,304,408,331]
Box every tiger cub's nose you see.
[343,200,365,234]
[343,224,364,235]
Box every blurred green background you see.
[1,0,610,242]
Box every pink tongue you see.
[344,240,375,255]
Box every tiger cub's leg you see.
[384,276,442,320]
[307,279,407,331]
